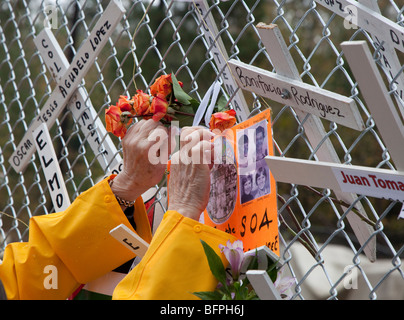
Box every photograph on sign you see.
[236,120,271,204]
[203,109,279,254]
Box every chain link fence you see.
[1,0,404,300]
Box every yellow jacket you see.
[0,176,235,300]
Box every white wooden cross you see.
[191,0,250,122]
[342,41,404,171]
[229,23,376,262]
[229,59,364,130]
[8,0,125,173]
[33,28,122,174]
[358,0,404,111]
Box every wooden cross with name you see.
[228,23,377,262]
[8,0,125,174]
[33,28,122,174]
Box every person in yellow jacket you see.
[0,120,236,300]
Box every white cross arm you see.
[228,59,364,131]
[246,270,282,300]
[266,155,404,202]
[315,0,404,54]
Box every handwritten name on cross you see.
[34,28,122,173]
[317,0,404,114]
[242,23,375,261]
[110,224,149,257]
[8,0,125,173]
[315,0,404,55]
[33,123,71,212]
[229,60,364,131]
[358,0,404,111]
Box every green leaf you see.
[192,291,223,300]
[233,281,249,300]
[171,73,193,105]
[266,256,279,283]
[200,240,227,286]
[216,95,228,112]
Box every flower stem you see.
[303,185,376,228]
[171,110,195,117]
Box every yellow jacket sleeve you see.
[113,210,236,300]
[0,176,138,300]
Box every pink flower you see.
[219,240,245,280]
[274,267,295,299]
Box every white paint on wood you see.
[342,41,404,171]
[109,223,149,257]
[358,0,404,113]
[33,123,71,212]
[266,155,404,201]
[246,270,282,300]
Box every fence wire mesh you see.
[1,0,404,300]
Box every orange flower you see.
[209,109,237,132]
[105,105,130,138]
[116,95,133,112]
[132,90,151,116]
[150,93,169,122]
[150,74,173,97]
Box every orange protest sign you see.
[203,109,279,254]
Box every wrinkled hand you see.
[111,119,170,202]
[167,127,215,220]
